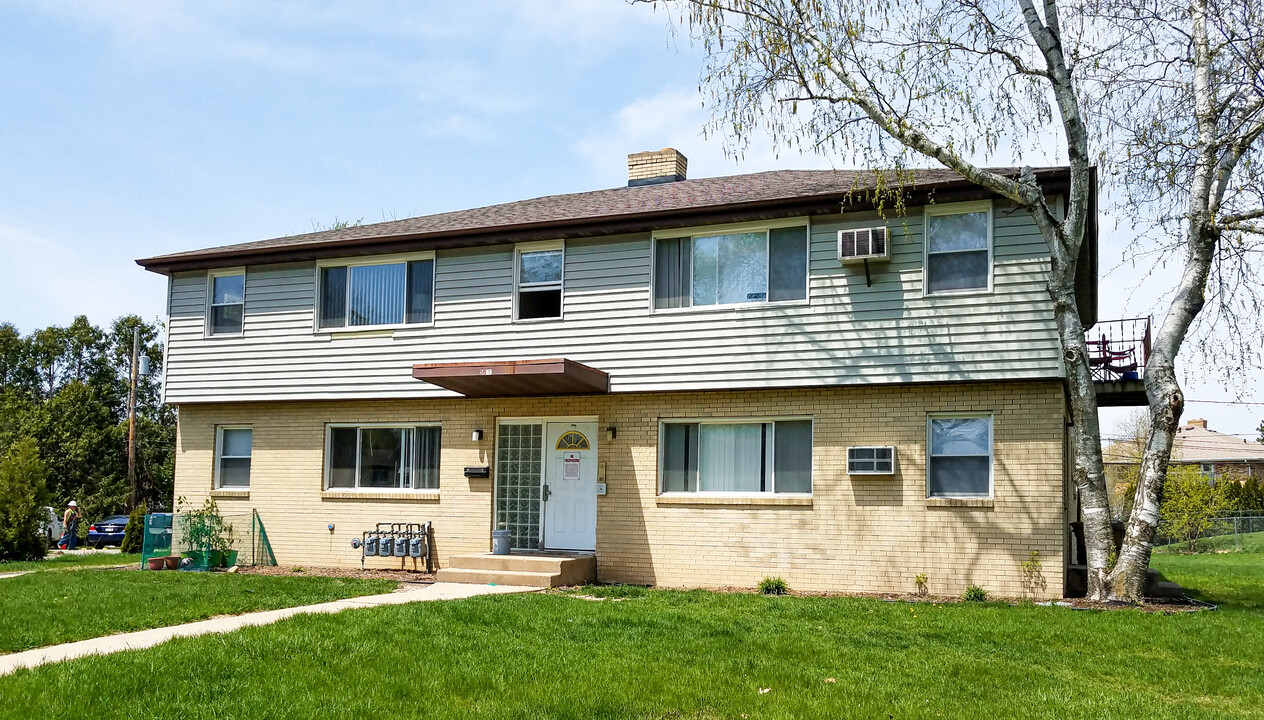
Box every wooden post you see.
[127,326,139,511]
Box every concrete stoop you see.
[436,552,596,588]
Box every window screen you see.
[654,226,808,309]
[325,425,442,490]
[768,226,808,301]
[654,237,692,309]
[216,427,252,487]
[319,260,433,329]
[517,248,563,320]
[209,274,245,335]
[928,417,992,497]
[660,420,811,494]
[926,210,989,293]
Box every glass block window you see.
[495,423,543,550]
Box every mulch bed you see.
[232,565,436,584]
[554,585,1212,613]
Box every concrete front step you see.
[438,553,597,588]
[435,568,565,588]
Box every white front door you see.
[543,422,597,551]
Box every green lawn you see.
[0,552,142,573]
[0,570,397,653]
[1,551,1261,720]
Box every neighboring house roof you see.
[1171,424,1264,463]
[1103,420,1264,464]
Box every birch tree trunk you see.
[1105,0,1219,599]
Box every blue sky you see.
[0,1,1257,434]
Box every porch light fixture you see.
[605,426,617,442]
[472,429,484,442]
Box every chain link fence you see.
[142,509,276,570]
[1156,512,1264,550]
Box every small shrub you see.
[914,573,929,596]
[962,585,988,602]
[291,566,305,573]
[120,503,147,554]
[1020,551,1046,598]
[758,576,788,595]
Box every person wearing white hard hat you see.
[61,501,81,550]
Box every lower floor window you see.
[927,415,992,497]
[325,424,440,490]
[660,419,812,494]
[215,426,252,488]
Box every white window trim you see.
[205,268,246,338]
[322,422,442,493]
[313,251,437,333]
[214,425,252,489]
[513,240,565,323]
[649,217,812,314]
[922,200,993,297]
[925,412,994,499]
[656,416,814,497]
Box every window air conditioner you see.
[847,446,896,475]
[837,227,890,264]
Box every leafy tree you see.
[1222,479,1243,513]
[1104,409,1149,522]
[1242,476,1264,513]
[1160,465,1232,551]
[649,0,1264,602]
[0,438,51,561]
[0,316,174,520]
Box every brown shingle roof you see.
[137,166,1074,273]
[1104,424,1264,464]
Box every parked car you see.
[40,507,64,547]
[87,515,129,548]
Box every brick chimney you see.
[1187,418,1208,429]
[628,148,687,187]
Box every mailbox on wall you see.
[464,466,491,479]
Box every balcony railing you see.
[1087,317,1151,383]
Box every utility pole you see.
[127,326,139,512]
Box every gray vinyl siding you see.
[163,202,1063,403]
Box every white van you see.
[40,507,65,547]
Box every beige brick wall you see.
[175,380,1067,598]
[627,148,688,181]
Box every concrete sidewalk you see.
[0,582,537,676]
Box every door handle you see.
[542,484,551,502]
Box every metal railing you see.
[1087,317,1151,382]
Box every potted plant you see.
[177,496,227,569]
[218,523,238,567]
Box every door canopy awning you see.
[411,358,610,397]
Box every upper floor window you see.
[207,270,245,336]
[924,201,992,295]
[215,426,252,488]
[325,424,441,491]
[659,418,812,494]
[516,245,564,321]
[927,414,992,498]
[318,255,434,330]
[654,224,807,310]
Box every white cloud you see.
[0,224,166,333]
[577,86,837,187]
